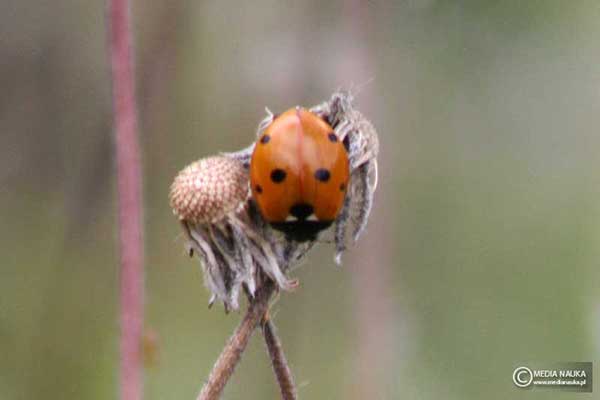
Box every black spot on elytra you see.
[270,169,286,183]
[290,203,314,220]
[260,135,270,144]
[255,184,263,193]
[328,132,338,142]
[314,169,331,182]
[340,182,346,191]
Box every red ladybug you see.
[250,107,350,241]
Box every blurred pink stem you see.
[108,0,144,400]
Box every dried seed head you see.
[172,91,380,310]
[170,156,248,224]
[169,155,298,310]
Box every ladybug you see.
[250,107,350,241]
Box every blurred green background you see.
[2,1,599,399]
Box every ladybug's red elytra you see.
[250,107,350,241]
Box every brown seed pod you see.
[170,156,249,224]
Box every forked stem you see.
[197,281,275,400]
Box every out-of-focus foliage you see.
[1,1,599,399]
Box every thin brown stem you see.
[108,0,144,399]
[262,315,297,400]
[197,281,275,400]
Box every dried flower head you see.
[170,156,248,224]
[171,91,379,311]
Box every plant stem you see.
[262,316,297,400]
[197,281,275,400]
[108,0,144,399]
